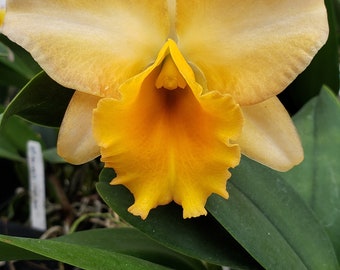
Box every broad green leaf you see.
[0,228,206,270]
[206,157,338,270]
[0,42,8,57]
[0,62,29,87]
[0,113,23,161]
[1,115,43,152]
[0,135,25,162]
[0,241,43,261]
[0,34,41,82]
[1,71,74,128]
[56,228,207,270]
[42,147,66,163]
[97,161,338,270]
[280,87,340,258]
[279,0,339,114]
[0,232,171,270]
[332,0,340,43]
[97,169,261,270]
[0,111,42,161]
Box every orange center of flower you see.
[93,39,243,219]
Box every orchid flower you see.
[0,1,328,219]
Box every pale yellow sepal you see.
[238,97,303,172]
[57,91,100,164]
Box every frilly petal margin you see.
[177,0,329,105]
[237,97,303,172]
[57,91,100,164]
[2,0,169,98]
[93,40,243,219]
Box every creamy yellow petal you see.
[237,97,303,171]
[93,40,243,219]
[57,91,100,164]
[2,0,169,97]
[177,0,329,105]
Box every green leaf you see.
[1,71,74,128]
[0,62,29,88]
[280,87,340,258]
[0,240,44,261]
[207,157,338,270]
[0,112,43,162]
[57,228,207,270]
[97,169,261,270]
[1,115,44,152]
[0,42,9,57]
[43,147,66,163]
[0,230,172,270]
[97,160,338,270]
[0,228,206,270]
[0,34,41,83]
[0,135,25,162]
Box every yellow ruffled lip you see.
[93,40,243,219]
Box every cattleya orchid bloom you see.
[1,1,328,219]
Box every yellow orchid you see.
[1,1,328,219]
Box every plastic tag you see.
[27,140,46,231]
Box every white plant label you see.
[27,140,46,231]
